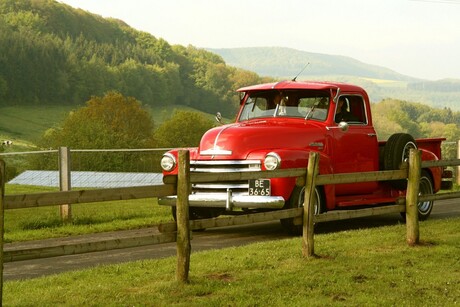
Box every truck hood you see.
[198,119,325,159]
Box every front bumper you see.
[158,191,285,211]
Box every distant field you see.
[0,104,221,147]
[360,77,408,88]
[0,105,75,143]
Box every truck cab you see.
[159,80,448,233]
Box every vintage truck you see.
[159,80,451,233]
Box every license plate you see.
[248,179,271,196]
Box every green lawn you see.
[3,217,459,306]
[3,184,173,243]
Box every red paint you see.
[162,81,446,212]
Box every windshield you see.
[238,90,330,122]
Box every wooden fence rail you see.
[0,151,460,291]
[1,154,460,260]
[3,184,175,209]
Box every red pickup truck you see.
[159,80,451,233]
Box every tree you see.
[36,91,155,171]
[154,110,216,148]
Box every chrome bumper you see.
[158,192,285,210]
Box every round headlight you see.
[160,153,176,171]
[264,152,281,170]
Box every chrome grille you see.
[190,160,261,194]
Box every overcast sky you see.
[59,0,460,80]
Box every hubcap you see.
[418,176,433,213]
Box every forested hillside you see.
[0,0,266,116]
[372,99,460,159]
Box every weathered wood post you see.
[457,140,460,186]
[302,151,320,258]
[176,150,191,283]
[59,146,72,222]
[0,159,5,302]
[405,148,421,246]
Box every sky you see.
[58,0,460,80]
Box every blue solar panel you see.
[8,171,164,188]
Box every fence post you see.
[0,159,5,303]
[176,150,191,283]
[59,146,72,222]
[405,148,421,246]
[302,152,320,258]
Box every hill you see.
[209,47,460,110]
[208,47,416,81]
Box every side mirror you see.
[215,112,224,124]
[338,121,349,132]
[326,121,349,132]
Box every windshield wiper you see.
[305,105,316,120]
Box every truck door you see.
[331,95,379,195]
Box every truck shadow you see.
[314,213,403,235]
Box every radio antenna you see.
[292,62,310,81]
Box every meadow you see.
[3,216,460,306]
[3,184,172,243]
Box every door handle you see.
[367,133,377,137]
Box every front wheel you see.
[172,207,223,224]
[280,186,325,235]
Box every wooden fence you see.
[0,149,460,293]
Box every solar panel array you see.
[9,171,163,188]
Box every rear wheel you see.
[280,186,325,235]
[384,133,417,190]
[400,170,434,221]
[417,170,434,220]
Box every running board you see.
[336,197,399,207]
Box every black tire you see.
[400,170,434,221]
[417,170,434,220]
[280,186,325,235]
[383,133,417,190]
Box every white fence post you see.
[59,147,72,222]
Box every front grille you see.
[190,160,261,194]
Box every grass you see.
[0,104,216,144]
[3,217,460,306]
[3,184,173,243]
[0,105,75,142]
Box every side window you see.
[348,96,367,124]
[335,96,367,124]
